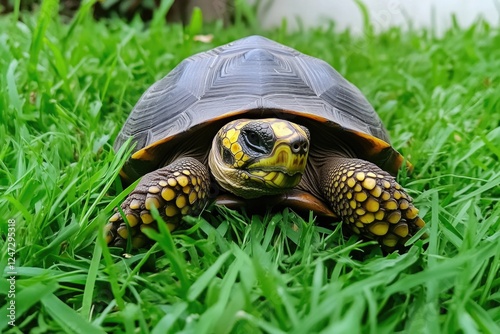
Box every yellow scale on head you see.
[221,123,252,167]
[226,128,236,141]
[271,121,295,137]
[231,142,242,155]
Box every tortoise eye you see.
[247,131,262,146]
[243,130,268,154]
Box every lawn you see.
[1,0,499,333]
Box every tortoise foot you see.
[105,157,210,248]
[323,158,426,248]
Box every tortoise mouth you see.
[248,167,303,176]
[246,169,304,190]
[245,144,308,175]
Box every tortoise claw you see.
[105,157,210,249]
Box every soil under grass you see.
[0,1,499,333]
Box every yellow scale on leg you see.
[325,159,425,247]
[106,157,210,248]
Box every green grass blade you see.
[0,281,58,331]
[187,250,231,301]
[80,241,102,320]
[40,293,106,334]
[28,0,59,78]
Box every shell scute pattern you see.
[115,36,389,160]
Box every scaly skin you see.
[321,157,425,247]
[105,157,210,248]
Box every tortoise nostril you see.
[291,139,308,154]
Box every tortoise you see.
[106,35,426,249]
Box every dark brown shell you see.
[115,35,405,181]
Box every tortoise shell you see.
[115,35,405,182]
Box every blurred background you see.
[254,0,500,35]
[1,0,498,34]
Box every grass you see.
[1,0,499,333]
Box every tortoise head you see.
[209,118,310,199]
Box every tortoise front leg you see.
[321,157,426,247]
[105,157,210,248]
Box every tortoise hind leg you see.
[105,157,211,248]
[321,157,426,248]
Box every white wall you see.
[255,0,500,35]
